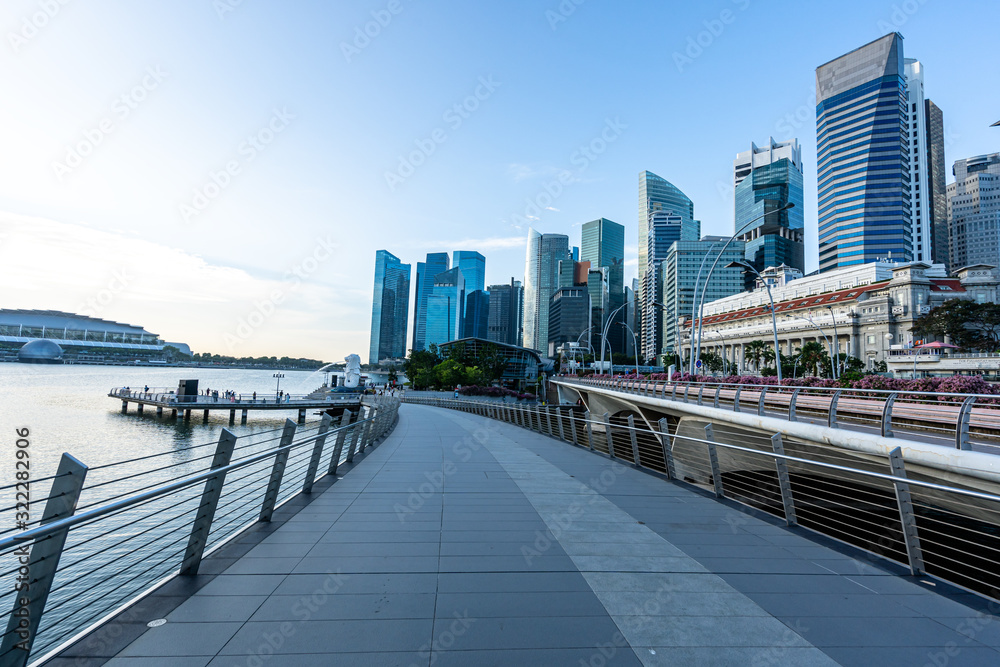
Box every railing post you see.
[361,409,375,452]
[671,384,678,401]
[697,386,704,406]
[328,410,353,475]
[260,419,297,522]
[757,386,768,416]
[1,454,88,665]
[657,418,675,480]
[683,383,691,403]
[770,434,797,527]
[714,385,720,409]
[788,388,800,422]
[546,407,555,437]
[180,429,237,575]
[733,386,741,413]
[828,390,841,429]
[585,411,596,451]
[704,424,724,498]
[956,397,976,450]
[889,447,926,576]
[302,413,333,494]
[881,393,897,439]
[346,409,366,461]
[626,415,641,467]
[569,410,579,445]
[602,412,616,458]
[557,409,566,441]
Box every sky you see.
[1,0,997,361]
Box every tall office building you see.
[638,172,700,355]
[640,211,684,362]
[925,100,948,269]
[411,252,450,352]
[948,154,1000,269]
[463,289,490,339]
[580,218,626,354]
[548,286,591,358]
[453,251,486,294]
[425,267,464,348]
[625,280,638,358]
[523,228,571,353]
[903,60,933,264]
[368,250,411,364]
[816,33,911,272]
[487,279,523,346]
[733,138,805,275]
[660,237,745,364]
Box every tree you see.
[744,340,768,372]
[700,351,724,373]
[798,341,828,377]
[387,368,398,386]
[912,299,1000,351]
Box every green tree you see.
[387,368,398,386]
[798,341,829,377]
[912,300,1000,351]
[744,340,768,372]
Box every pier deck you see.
[64,403,1000,666]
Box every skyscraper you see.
[411,252,450,352]
[641,211,684,362]
[523,228,571,353]
[425,267,464,348]
[949,153,1000,269]
[463,289,490,339]
[925,100,948,269]
[368,250,411,364]
[548,286,591,358]
[453,251,486,294]
[638,172,700,356]
[733,138,805,275]
[816,33,911,272]
[903,59,945,265]
[487,279,523,346]
[580,218,626,354]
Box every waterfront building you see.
[424,267,465,348]
[733,138,805,276]
[580,218,626,353]
[949,153,1000,269]
[487,279,523,347]
[660,237,745,364]
[369,250,412,364]
[463,289,490,340]
[411,252,450,352]
[453,251,486,294]
[523,229,571,354]
[438,337,541,388]
[686,262,999,373]
[547,286,591,358]
[816,33,912,272]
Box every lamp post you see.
[726,260,782,382]
[784,314,835,378]
[824,305,841,378]
[693,202,795,376]
[273,372,285,400]
[713,329,729,376]
[599,302,629,376]
[573,327,597,375]
[617,322,640,376]
[689,242,721,375]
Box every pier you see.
[109,386,363,424]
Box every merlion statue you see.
[344,354,362,388]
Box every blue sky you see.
[1,0,997,360]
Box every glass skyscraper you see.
[733,138,805,275]
[411,252,450,352]
[487,279,523,346]
[453,251,486,294]
[580,218,625,354]
[816,32,911,272]
[925,100,948,269]
[425,267,465,348]
[523,228,570,353]
[369,250,411,364]
[463,289,490,339]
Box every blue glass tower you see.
[412,252,450,352]
[816,33,911,272]
[453,251,486,294]
[463,289,490,339]
[425,267,465,347]
[369,250,411,364]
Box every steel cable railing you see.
[405,394,1000,603]
[0,397,399,667]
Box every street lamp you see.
[693,202,795,376]
[726,259,782,382]
[599,302,629,376]
[617,322,640,376]
[784,314,835,378]
[689,242,721,375]
[713,329,729,376]
[273,372,285,400]
[824,305,841,378]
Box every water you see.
[0,364,337,659]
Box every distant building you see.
[949,153,1000,269]
[463,289,490,340]
[925,100,948,269]
[816,33,911,271]
[438,337,541,388]
[487,279,523,347]
[425,267,465,348]
[523,229,571,353]
[369,250,411,364]
[411,252,450,352]
[580,218,626,354]
[453,251,486,294]
[548,286,591,358]
[733,137,804,276]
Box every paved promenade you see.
[97,404,1000,666]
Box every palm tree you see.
[798,341,828,378]
[745,340,768,373]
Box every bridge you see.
[3,390,1000,665]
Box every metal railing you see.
[404,395,1000,603]
[560,376,1000,451]
[0,398,399,667]
[109,387,362,405]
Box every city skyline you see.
[2,2,998,360]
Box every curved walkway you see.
[94,404,1000,666]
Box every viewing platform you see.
[109,386,363,424]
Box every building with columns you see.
[679,262,1000,373]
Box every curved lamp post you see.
[824,304,842,377]
[599,302,629,376]
[726,260,782,382]
[617,321,640,376]
[688,243,720,375]
[712,329,730,376]
[693,202,795,375]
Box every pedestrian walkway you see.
[97,403,1000,666]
